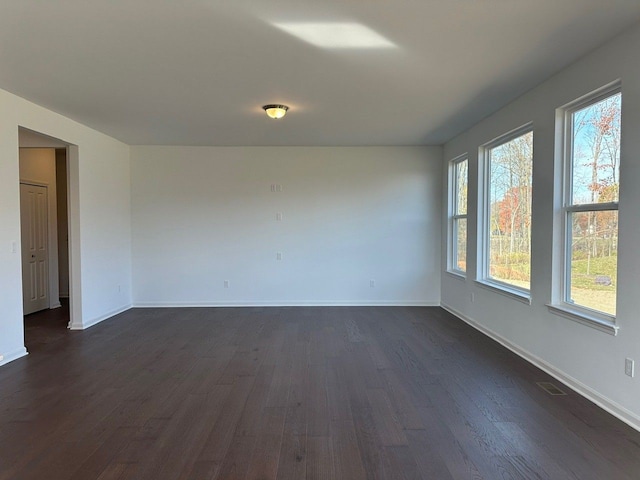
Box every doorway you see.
[18,129,73,350]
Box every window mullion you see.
[566,202,618,213]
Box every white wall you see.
[131,146,441,306]
[441,24,640,428]
[19,148,61,309]
[0,88,132,366]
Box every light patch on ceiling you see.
[272,22,396,49]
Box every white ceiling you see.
[2,1,639,146]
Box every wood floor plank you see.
[192,375,256,466]
[95,462,129,480]
[233,363,276,437]
[413,406,484,480]
[366,388,408,446]
[492,421,578,479]
[380,367,426,429]
[331,422,367,480]
[276,433,307,479]
[213,433,256,480]
[69,427,139,480]
[305,436,334,480]
[382,445,423,480]
[244,407,287,480]
[352,406,386,480]
[306,365,329,437]
[405,429,456,480]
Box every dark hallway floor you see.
[23,299,70,352]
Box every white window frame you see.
[477,123,533,303]
[548,83,621,335]
[448,154,468,276]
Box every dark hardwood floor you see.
[23,299,70,352]
[2,306,640,479]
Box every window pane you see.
[568,210,618,316]
[456,160,468,215]
[455,218,467,272]
[488,131,533,289]
[571,93,621,205]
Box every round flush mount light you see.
[263,104,289,119]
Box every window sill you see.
[546,304,618,336]
[474,280,531,305]
[446,270,466,281]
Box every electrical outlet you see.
[276,212,282,221]
[370,280,375,288]
[224,280,229,288]
[625,358,635,378]
[11,241,17,253]
[276,252,282,261]
[471,293,475,302]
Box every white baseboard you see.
[132,300,439,308]
[441,303,640,433]
[68,304,132,330]
[0,347,28,367]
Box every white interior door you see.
[21,183,49,315]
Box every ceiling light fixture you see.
[263,104,289,119]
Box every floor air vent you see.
[537,382,567,396]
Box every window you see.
[448,155,468,274]
[561,87,621,318]
[480,126,533,294]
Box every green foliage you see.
[489,255,531,282]
[487,248,617,296]
[571,254,617,291]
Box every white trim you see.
[560,80,622,116]
[0,347,28,367]
[445,270,466,281]
[68,304,132,330]
[132,301,439,308]
[546,304,618,336]
[482,122,535,150]
[66,145,83,331]
[441,303,640,433]
[566,202,618,213]
[474,279,531,305]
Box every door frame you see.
[66,145,82,330]
[17,130,82,330]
